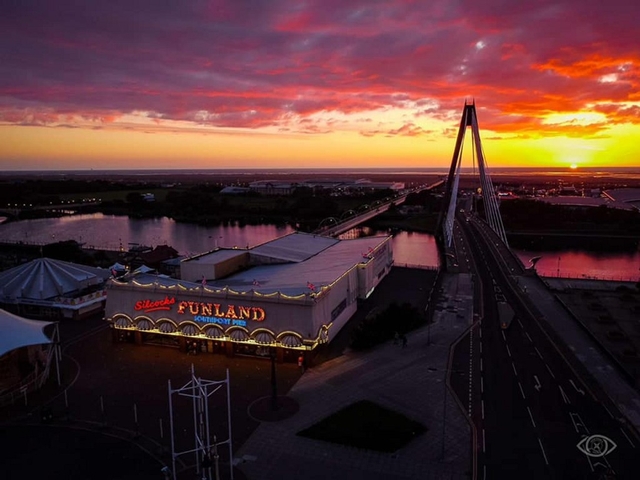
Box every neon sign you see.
[132,297,266,326]
[135,296,176,313]
[177,301,265,322]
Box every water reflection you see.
[0,214,635,279]
[339,226,439,268]
[0,214,293,255]
[515,249,640,282]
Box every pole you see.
[168,380,177,480]
[213,435,220,480]
[226,369,234,480]
[270,349,278,411]
[134,403,139,437]
[191,365,200,475]
[441,380,447,460]
[55,325,61,386]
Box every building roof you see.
[208,232,388,296]
[603,188,640,204]
[251,232,338,263]
[535,196,636,210]
[139,245,179,265]
[121,232,391,298]
[184,249,247,265]
[0,308,54,357]
[0,258,110,301]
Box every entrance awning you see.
[0,309,55,357]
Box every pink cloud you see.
[0,0,638,137]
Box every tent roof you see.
[0,308,54,357]
[0,258,111,301]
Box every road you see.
[450,212,637,479]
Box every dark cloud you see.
[0,0,638,135]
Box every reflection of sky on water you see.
[1,214,635,277]
[0,213,293,255]
[515,249,640,281]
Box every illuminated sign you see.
[132,297,266,328]
[135,296,176,313]
[177,301,265,322]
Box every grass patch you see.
[297,400,426,452]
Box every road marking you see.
[545,363,556,380]
[569,412,589,434]
[620,428,636,448]
[482,399,485,419]
[517,318,523,328]
[534,347,544,359]
[481,376,484,393]
[479,328,482,339]
[501,331,506,341]
[518,381,526,399]
[538,438,549,465]
[525,332,533,342]
[559,385,571,405]
[533,375,541,392]
[483,465,486,480]
[570,379,585,396]
[512,362,518,376]
[480,341,482,354]
[506,344,512,357]
[527,406,537,428]
[480,358,483,372]
[603,404,614,419]
[482,428,486,453]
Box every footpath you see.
[236,273,474,480]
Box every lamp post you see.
[270,347,278,411]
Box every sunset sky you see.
[1,1,639,170]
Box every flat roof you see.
[535,196,636,210]
[183,249,247,265]
[603,188,640,203]
[122,232,391,298]
[209,234,389,296]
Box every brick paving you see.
[236,273,473,480]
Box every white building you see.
[104,232,393,361]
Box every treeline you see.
[88,184,399,230]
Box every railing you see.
[0,347,54,407]
[539,272,639,283]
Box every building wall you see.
[310,267,358,343]
[105,282,319,344]
[180,252,249,282]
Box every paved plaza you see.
[2,267,475,480]
[236,273,474,480]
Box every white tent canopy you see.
[0,257,111,301]
[109,262,127,272]
[132,265,155,275]
[0,308,55,357]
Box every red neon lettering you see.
[134,296,175,313]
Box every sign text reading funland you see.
[134,297,266,322]
[177,301,266,322]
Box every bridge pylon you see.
[437,101,509,260]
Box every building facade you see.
[104,232,393,361]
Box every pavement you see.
[235,272,474,480]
